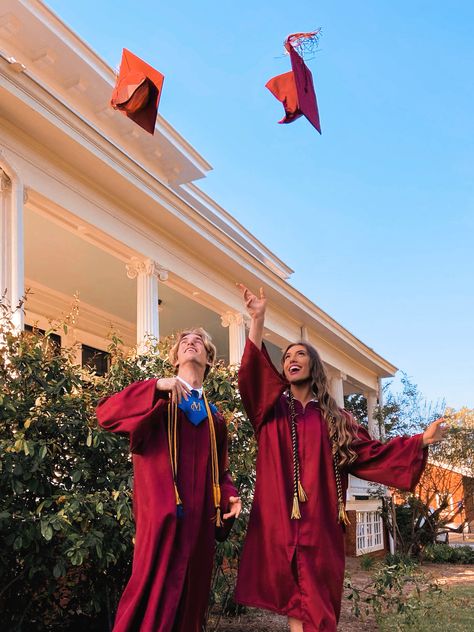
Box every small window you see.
[24,324,62,351]
[81,344,110,376]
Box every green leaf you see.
[40,522,53,541]
[13,536,23,550]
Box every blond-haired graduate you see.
[97,328,241,632]
[234,285,447,632]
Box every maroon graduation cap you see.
[110,48,165,135]
[265,32,321,134]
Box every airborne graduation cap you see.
[111,48,164,135]
[266,31,322,134]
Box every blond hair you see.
[168,328,216,378]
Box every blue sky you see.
[46,1,474,409]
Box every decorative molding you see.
[126,257,168,281]
[221,311,246,365]
[220,311,245,328]
[0,169,11,192]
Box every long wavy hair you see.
[282,341,358,467]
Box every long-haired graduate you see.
[235,285,447,632]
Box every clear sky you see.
[45,0,474,409]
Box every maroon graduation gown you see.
[97,379,237,632]
[235,340,427,632]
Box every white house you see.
[0,0,397,556]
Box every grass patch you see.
[378,585,474,631]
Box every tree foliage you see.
[346,375,473,558]
[345,373,445,440]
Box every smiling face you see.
[282,344,312,384]
[176,333,208,369]
[168,327,217,378]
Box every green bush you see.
[0,303,255,631]
[423,544,474,564]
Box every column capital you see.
[126,257,168,281]
[0,169,11,192]
[220,311,247,328]
[221,311,247,365]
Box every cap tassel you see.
[215,506,223,527]
[338,501,351,526]
[298,480,308,503]
[291,493,302,520]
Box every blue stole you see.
[178,390,217,426]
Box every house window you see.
[24,324,61,351]
[356,511,384,555]
[81,344,110,376]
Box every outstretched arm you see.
[238,283,266,350]
[349,418,448,492]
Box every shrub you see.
[423,544,474,564]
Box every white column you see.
[378,377,385,440]
[329,371,345,407]
[126,257,168,351]
[0,168,24,331]
[300,325,309,341]
[366,390,378,439]
[221,311,246,365]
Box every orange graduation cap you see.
[265,32,321,134]
[111,48,164,135]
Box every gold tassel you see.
[291,493,301,520]
[215,506,223,527]
[174,484,182,506]
[338,501,351,526]
[298,480,308,503]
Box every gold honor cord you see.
[288,391,308,520]
[167,401,183,512]
[202,393,223,527]
[167,393,222,527]
[287,392,350,526]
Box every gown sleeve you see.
[348,423,428,492]
[96,378,167,452]
[215,413,239,542]
[238,339,287,434]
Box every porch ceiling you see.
[24,207,229,358]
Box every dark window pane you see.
[24,324,61,352]
[82,344,110,376]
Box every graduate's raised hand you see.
[223,496,242,520]
[422,418,449,446]
[156,377,190,404]
[238,284,266,349]
[238,284,266,320]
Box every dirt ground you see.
[209,558,474,632]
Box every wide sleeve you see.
[96,378,166,452]
[348,424,428,492]
[214,413,239,542]
[238,339,287,434]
